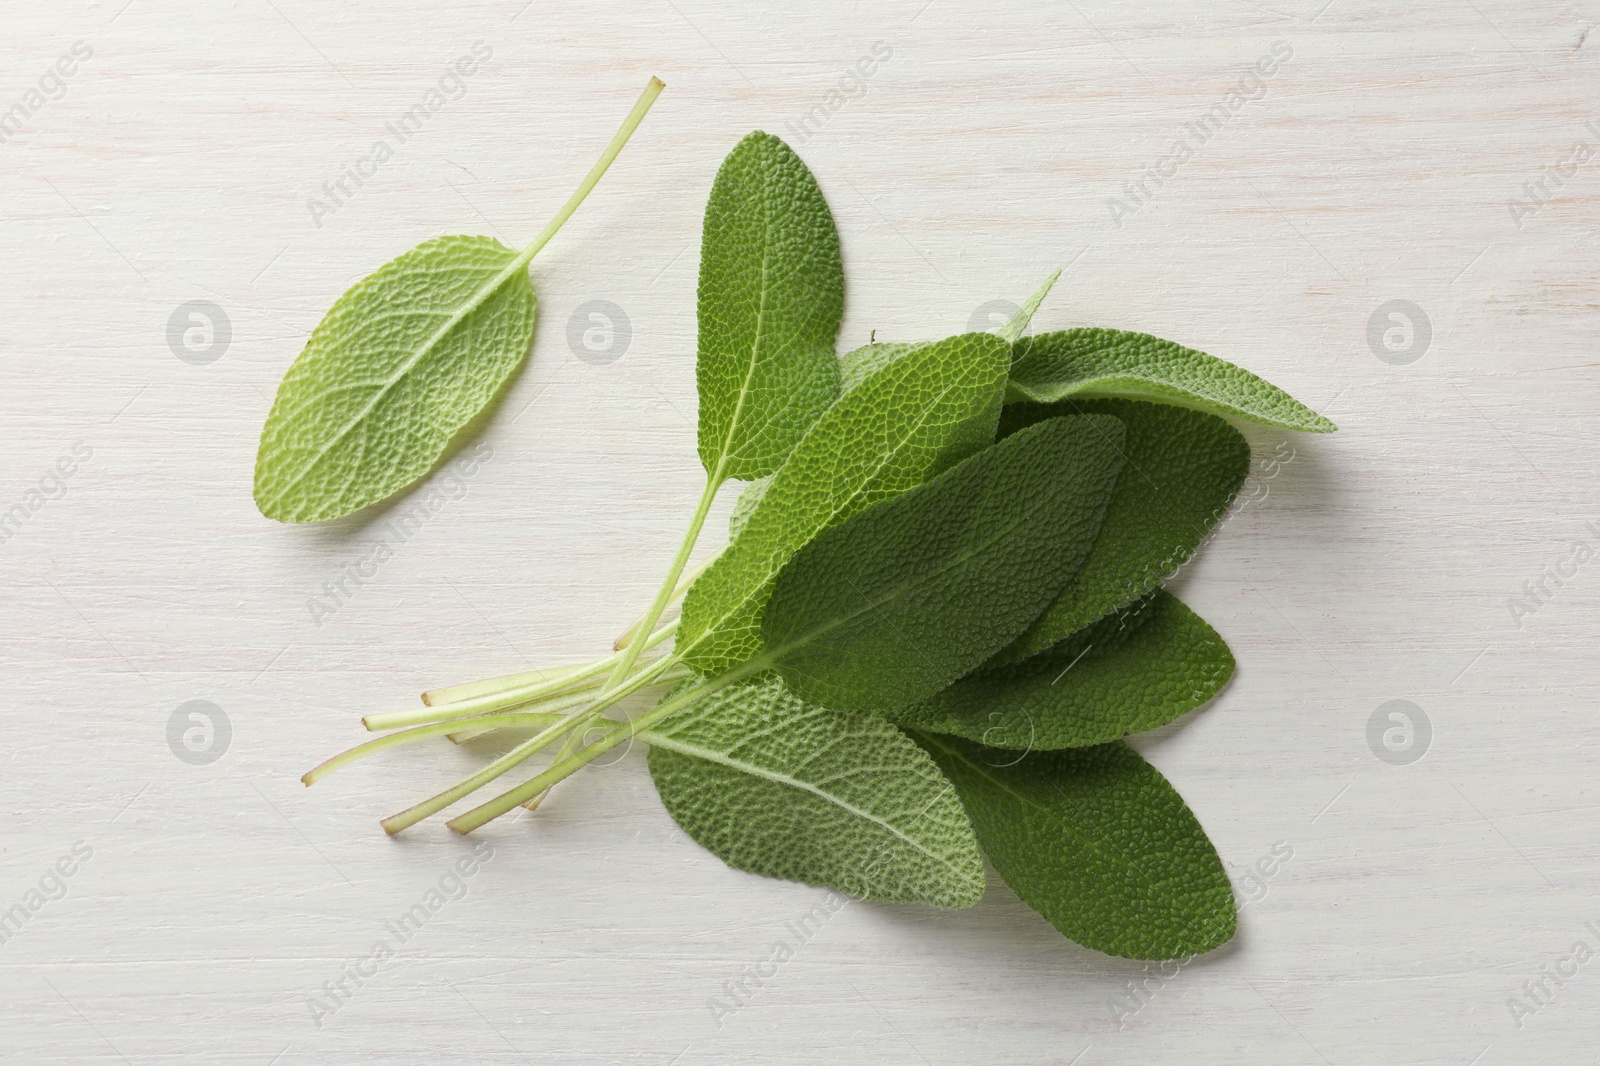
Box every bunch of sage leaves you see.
[270,81,1335,960]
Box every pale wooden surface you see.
[3,0,1599,1062]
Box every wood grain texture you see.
[2,0,1598,1062]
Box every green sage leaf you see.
[917,735,1236,959]
[680,333,1010,677]
[762,415,1126,712]
[838,341,925,393]
[254,235,537,523]
[997,268,1061,344]
[886,590,1234,749]
[728,474,773,539]
[1008,328,1336,433]
[645,675,984,907]
[697,131,845,484]
[835,269,1058,394]
[990,398,1249,665]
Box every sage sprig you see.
[284,94,1337,961]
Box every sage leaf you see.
[838,340,925,393]
[886,590,1234,749]
[680,333,1010,677]
[990,398,1249,665]
[835,269,1058,394]
[645,675,984,907]
[255,79,663,523]
[728,474,773,539]
[254,236,538,523]
[697,131,845,485]
[1008,328,1336,433]
[762,415,1126,712]
[997,268,1061,344]
[917,736,1236,959]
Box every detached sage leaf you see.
[917,736,1236,960]
[255,79,664,523]
[645,675,984,907]
[680,333,1010,677]
[697,131,845,485]
[887,590,1234,749]
[762,415,1126,712]
[1008,328,1336,433]
[991,398,1249,665]
[254,236,537,523]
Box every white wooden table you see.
[3,1,1597,1061]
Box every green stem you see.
[611,555,715,651]
[520,720,589,812]
[423,660,593,707]
[381,716,586,835]
[447,658,768,834]
[510,650,690,810]
[366,674,604,733]
[301,712,574,787]
[605,471,721,689]
[414,623,677,718]
[454,661,691,745]
[390,655,686,834]
[510,76,664,274]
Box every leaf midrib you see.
[923,735,1179,903]
[682,375,966,658]
[1015,369,1332,432]
[261,245,526,511]
[642,726,972,878]
[709,159,776,484]
[764,443,1089,666]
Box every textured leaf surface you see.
[835,271,1056,393]
[645,675,984,907]
[697,132,844,484]
[728,474,774,539]
[763,416,1125,712]
[838,341,925,393]
[917,736,1236,959]
[254,235,536,523]
[997,269,1060,344]
[886,591,1234,749]
[991,399,1249,665]
[1008,328,1335,433]
[680,333,1010,676]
